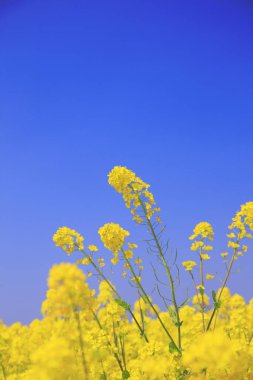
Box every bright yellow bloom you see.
[206,273,215,280]
[202,245,213,251]
[128,243,138,249]
[196,284,205,291]
[108,166,159,222]
[42,263,95,318]
[228,241,240,249]
[76,257,91,265]
[200,253,210,260]
[190,241,204,251]
[242,245,248,252]
[182,260,197,271]
[88,244,98,252]
[98,223,129,253]
[108,166,137,193]
[53,226,84,255]
[124,249,134,259]
[189,222,214,240]
[221,252,228,257]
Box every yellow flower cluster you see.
[227,201,253,258]
[1,267,253,379]
[189,222,214,254]
[108,166,159,222]
[98,223,130,264]
[41,263,95,318]
[189,221,214,240]
[182,260,197,271]
[53,226,84,255]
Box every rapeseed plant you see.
[0,166,252,379]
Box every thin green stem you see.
[78,247,149,343]
[74,311,89,380]
[206,248,237,331]
[121,248,180,354]
[135,193,182,350]
[199,249,206,332]
[91,310,125,375]
[189,271,202,308]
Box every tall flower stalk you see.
[107,166,182,351]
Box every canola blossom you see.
[1,166,253,380]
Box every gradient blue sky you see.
[1,0,253,325]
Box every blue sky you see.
[0,0,253,325]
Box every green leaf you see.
[114,299,131,310]
[214,300,222,310]
[101,373,107,380]
[169,341,177,353]
[212,290,217,302]
[179,298,190,308]
[212,290,221,310]
[122,370,130,379]
[175,320,183,327]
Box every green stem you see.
[121,248,180,354]
[136,193,182,350]
[78,247,149,343]
[74,311,89,380]
[91,310,125,375]
[199,249,206,332]
[206,248,237,331]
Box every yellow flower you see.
[108,166,160,223]
[111,252,119,265]
[200,253,210,260]
[53,227,84,255]
[124,249,134,259]
[228,241,240,249]
[202,245,213,251]
[196,284,205,291]
[227,232,236,238]
[182,260,197,271]
[190,241,204,251]
[108,166,137,193]
[88,244,98,252]
[221,252,228,257]
[42,263,95,318]
[98,223,129,253]
[128,243,138,249]
[76,257,91,265]
[206,273,215,280]
[189,222,214,240]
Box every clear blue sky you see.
[0,0,253,325]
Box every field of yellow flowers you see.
[1,166,253,380]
